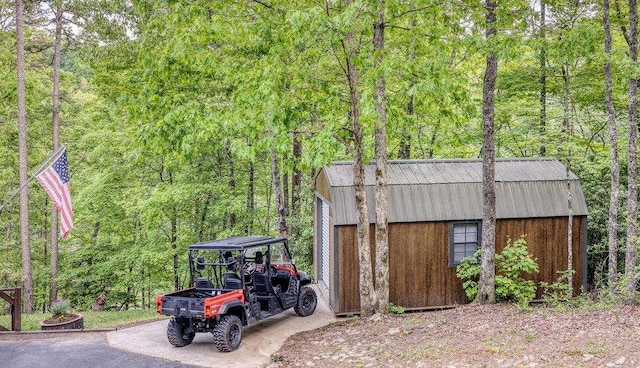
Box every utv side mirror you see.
[196,256,205,270]
[255,251,263,265]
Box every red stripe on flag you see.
[36,151,74,238]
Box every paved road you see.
[0,286,336,368]
[0,332,198,368]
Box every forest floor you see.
[273,303,640,368]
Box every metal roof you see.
[319,158,588,225]
[189,236,286,250]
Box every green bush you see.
[387,302,405,314]
[50,299,72,316]
[456,249,481,301]
[457,236,539,308]
[495,237,539,308]
[590,271,640,307]
[539,270,576,309]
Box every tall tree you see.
[539,0,547,156]
[562,62,573,287]
[476,0,497,305]
[291,132,302,216]
[50,2,64,303]
[344,0,376,316]
[603,0,620,290]
[271,146,288,239]
[625,0,639,299]
[16,0,33,313]
[373,0,389,312]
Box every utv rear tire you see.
[212,315,243,352]
[167,318,195,347]
[294,286,317,317]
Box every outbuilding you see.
[313,158,588,315]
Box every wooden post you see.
[0,287,22,331]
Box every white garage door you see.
[320,200,330,293]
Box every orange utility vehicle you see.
[156,236,317,352]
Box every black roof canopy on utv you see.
[188,236,287,251]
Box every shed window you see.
[450,222,480,267]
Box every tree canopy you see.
[0,0,638,311]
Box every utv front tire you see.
[294,286,317,317]
[167,318,195,347]
[212,315,243,352]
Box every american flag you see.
[36,149,74,238]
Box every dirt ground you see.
[274,303,640,368]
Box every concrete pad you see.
[106,286,336,368]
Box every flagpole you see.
[0,146,66,214]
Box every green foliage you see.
[387,302,405,314]
[495,237,539,308]
[50,299,72,316]
[456,249,482,301]
[457,236,539,308]
[0,310,160,331]
[0,0,636,315]
[605,272,640,305]
[539,270,590,310]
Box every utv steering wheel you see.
[269,264,279,276]
[243,262,255,276]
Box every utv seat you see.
[252,272,276,296]
[271,270,292,292]
[195,277,214,290]
[223,272,242,289]
[252,271,282,312]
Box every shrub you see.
[387,302,405,314]
[495,237,539,308]
[456,249,482,301]
[457,236,539,308]
[50,299,72,316]
[539,270,576,309]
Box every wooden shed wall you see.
[334,216,585,315]
[495,216,585,295]
[315,170,331,202]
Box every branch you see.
[388,5,437,23]
[613,0,630,46]
[334,128,354,155]
[251,0,284,14]
[386,24,410,31]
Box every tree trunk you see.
[539,0,547,157]
[345,0,376,316]
[283,172,289,216]
[223,139,236,229]
[562,64,573,287]
[604,0,620,291]
[291,133,302,215]
[399,93,413,159]
[16,0,33,314]
[171,205,178,290]
[271,147,288,239]
[141,268,146,310]
[476,0,497,305]
[373,3,389,313]
[245,162,255,234]
[625,0,639,299]
[169,171,179,291]
[50,4,63,304]
[198,193,211,242]
[399,18,417,160]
